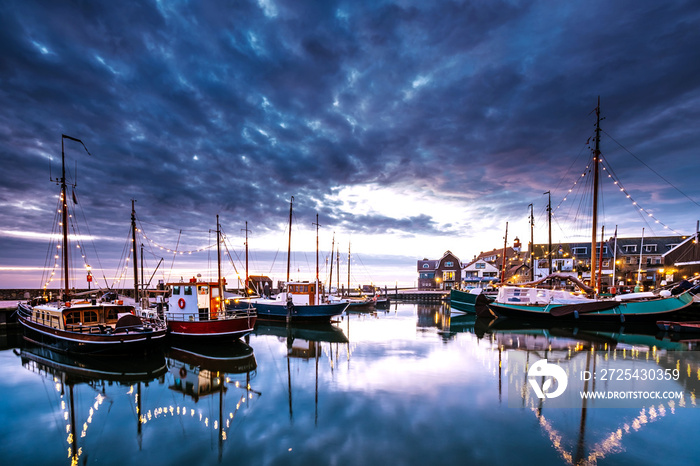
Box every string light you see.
[552,156,682,235]
[137,228,218,255]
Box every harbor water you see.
[1,302,699,465]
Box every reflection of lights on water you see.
[134,394,256,439]
[52,378,106,466]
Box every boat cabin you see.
[168,277,227,321]
[283,280,320,306]
[31,302,135,332]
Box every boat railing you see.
[65,323,114,334]
[165,307,256,322]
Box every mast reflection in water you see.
[2,303,700,465]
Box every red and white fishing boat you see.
[157,216,256,339]
[163,276,256,338]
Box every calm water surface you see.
[1,302,699,465]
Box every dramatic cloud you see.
[1,0,699,288]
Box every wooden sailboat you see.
[17,135,168,353]
[485,100,697,322]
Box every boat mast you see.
[336,246,340,294]
[545,190,552,277]
[529,203,535,281]
[329,233,335,294]
[637,227,645,288]
[501,222,508,284]
[217,215,223,313]
[58,135,90,300]
[242,221,250,294]
[590,97,602,293]
[286,197,293,283]
[313,214,321,305]
[131,199,139,303]
[347,242,351,296]
[60,137,70,299]
[597,225,605,293]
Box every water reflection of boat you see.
[164,340,260,461]
[254,321,348,343]
[166,340,257,401]
[18,340,167,465]
[19,339,167,383]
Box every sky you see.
[1,0,700,291]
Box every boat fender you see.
[178,298,186,309]
[180,367,187,378]
[573,310,579,319]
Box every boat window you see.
[199,286,209,295]
[83,311,98,323]
[105,308,119,322]
[172,286,181,296]
[66,311,81,324]
[184,286,193,295]
[310,285,314,293]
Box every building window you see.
[443,271,455,281]
[623,245,637,253]
[445,261,454,268]
[419,273,435,279]
[644,244,657,253]
[475,263,485,269]
[572,247,587,255]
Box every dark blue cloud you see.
[1,0,700,287]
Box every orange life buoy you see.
[179,367,187,378]
[178,298,186,309]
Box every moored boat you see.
[484,101,698,323]
[450,288,492,313]
[230,199,348,322]
[160,276,256,338]
[18,298,167,354]
[488,282,696,323]
[232,280,349,322]
[17,135,167,354]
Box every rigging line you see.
[166,230,182,282]
[135,219,210,233]
[551,128,597,196]
[602,128,700,209]
[71,192,109,289]
[600,160,681,235]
